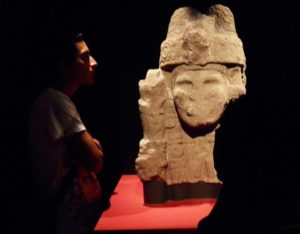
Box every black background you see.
[2,0,300,233]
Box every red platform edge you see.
[94,175,216,231]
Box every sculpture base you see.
[94,175,216,232]
[143,180,222,204]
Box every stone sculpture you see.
[136,4,246,203]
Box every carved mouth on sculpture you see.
[176,114,221,138]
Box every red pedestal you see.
[94,175,216,233]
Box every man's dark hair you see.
[56,31,84,65]
[32,6,88,88]
[38,27,85,86]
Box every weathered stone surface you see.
[136,4,246,203]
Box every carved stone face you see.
[173,66,229,129]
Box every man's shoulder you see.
[40,88,68,100]
[34,88,72,107]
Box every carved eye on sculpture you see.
[203,77,221,85]
[174,78,193,90]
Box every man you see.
[28,32,103,234]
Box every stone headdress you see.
[159,5,246,85]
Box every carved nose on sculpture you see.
[186,107,195,116]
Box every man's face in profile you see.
[70,40,98,85]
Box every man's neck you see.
[60,85,78,97]
[55,79,80,98]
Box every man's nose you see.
[90,55,98,68]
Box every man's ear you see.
[58,61,71,76]
[226,66,246,100]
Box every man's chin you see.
[84,78,95,86]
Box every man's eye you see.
[80,53,90,61]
